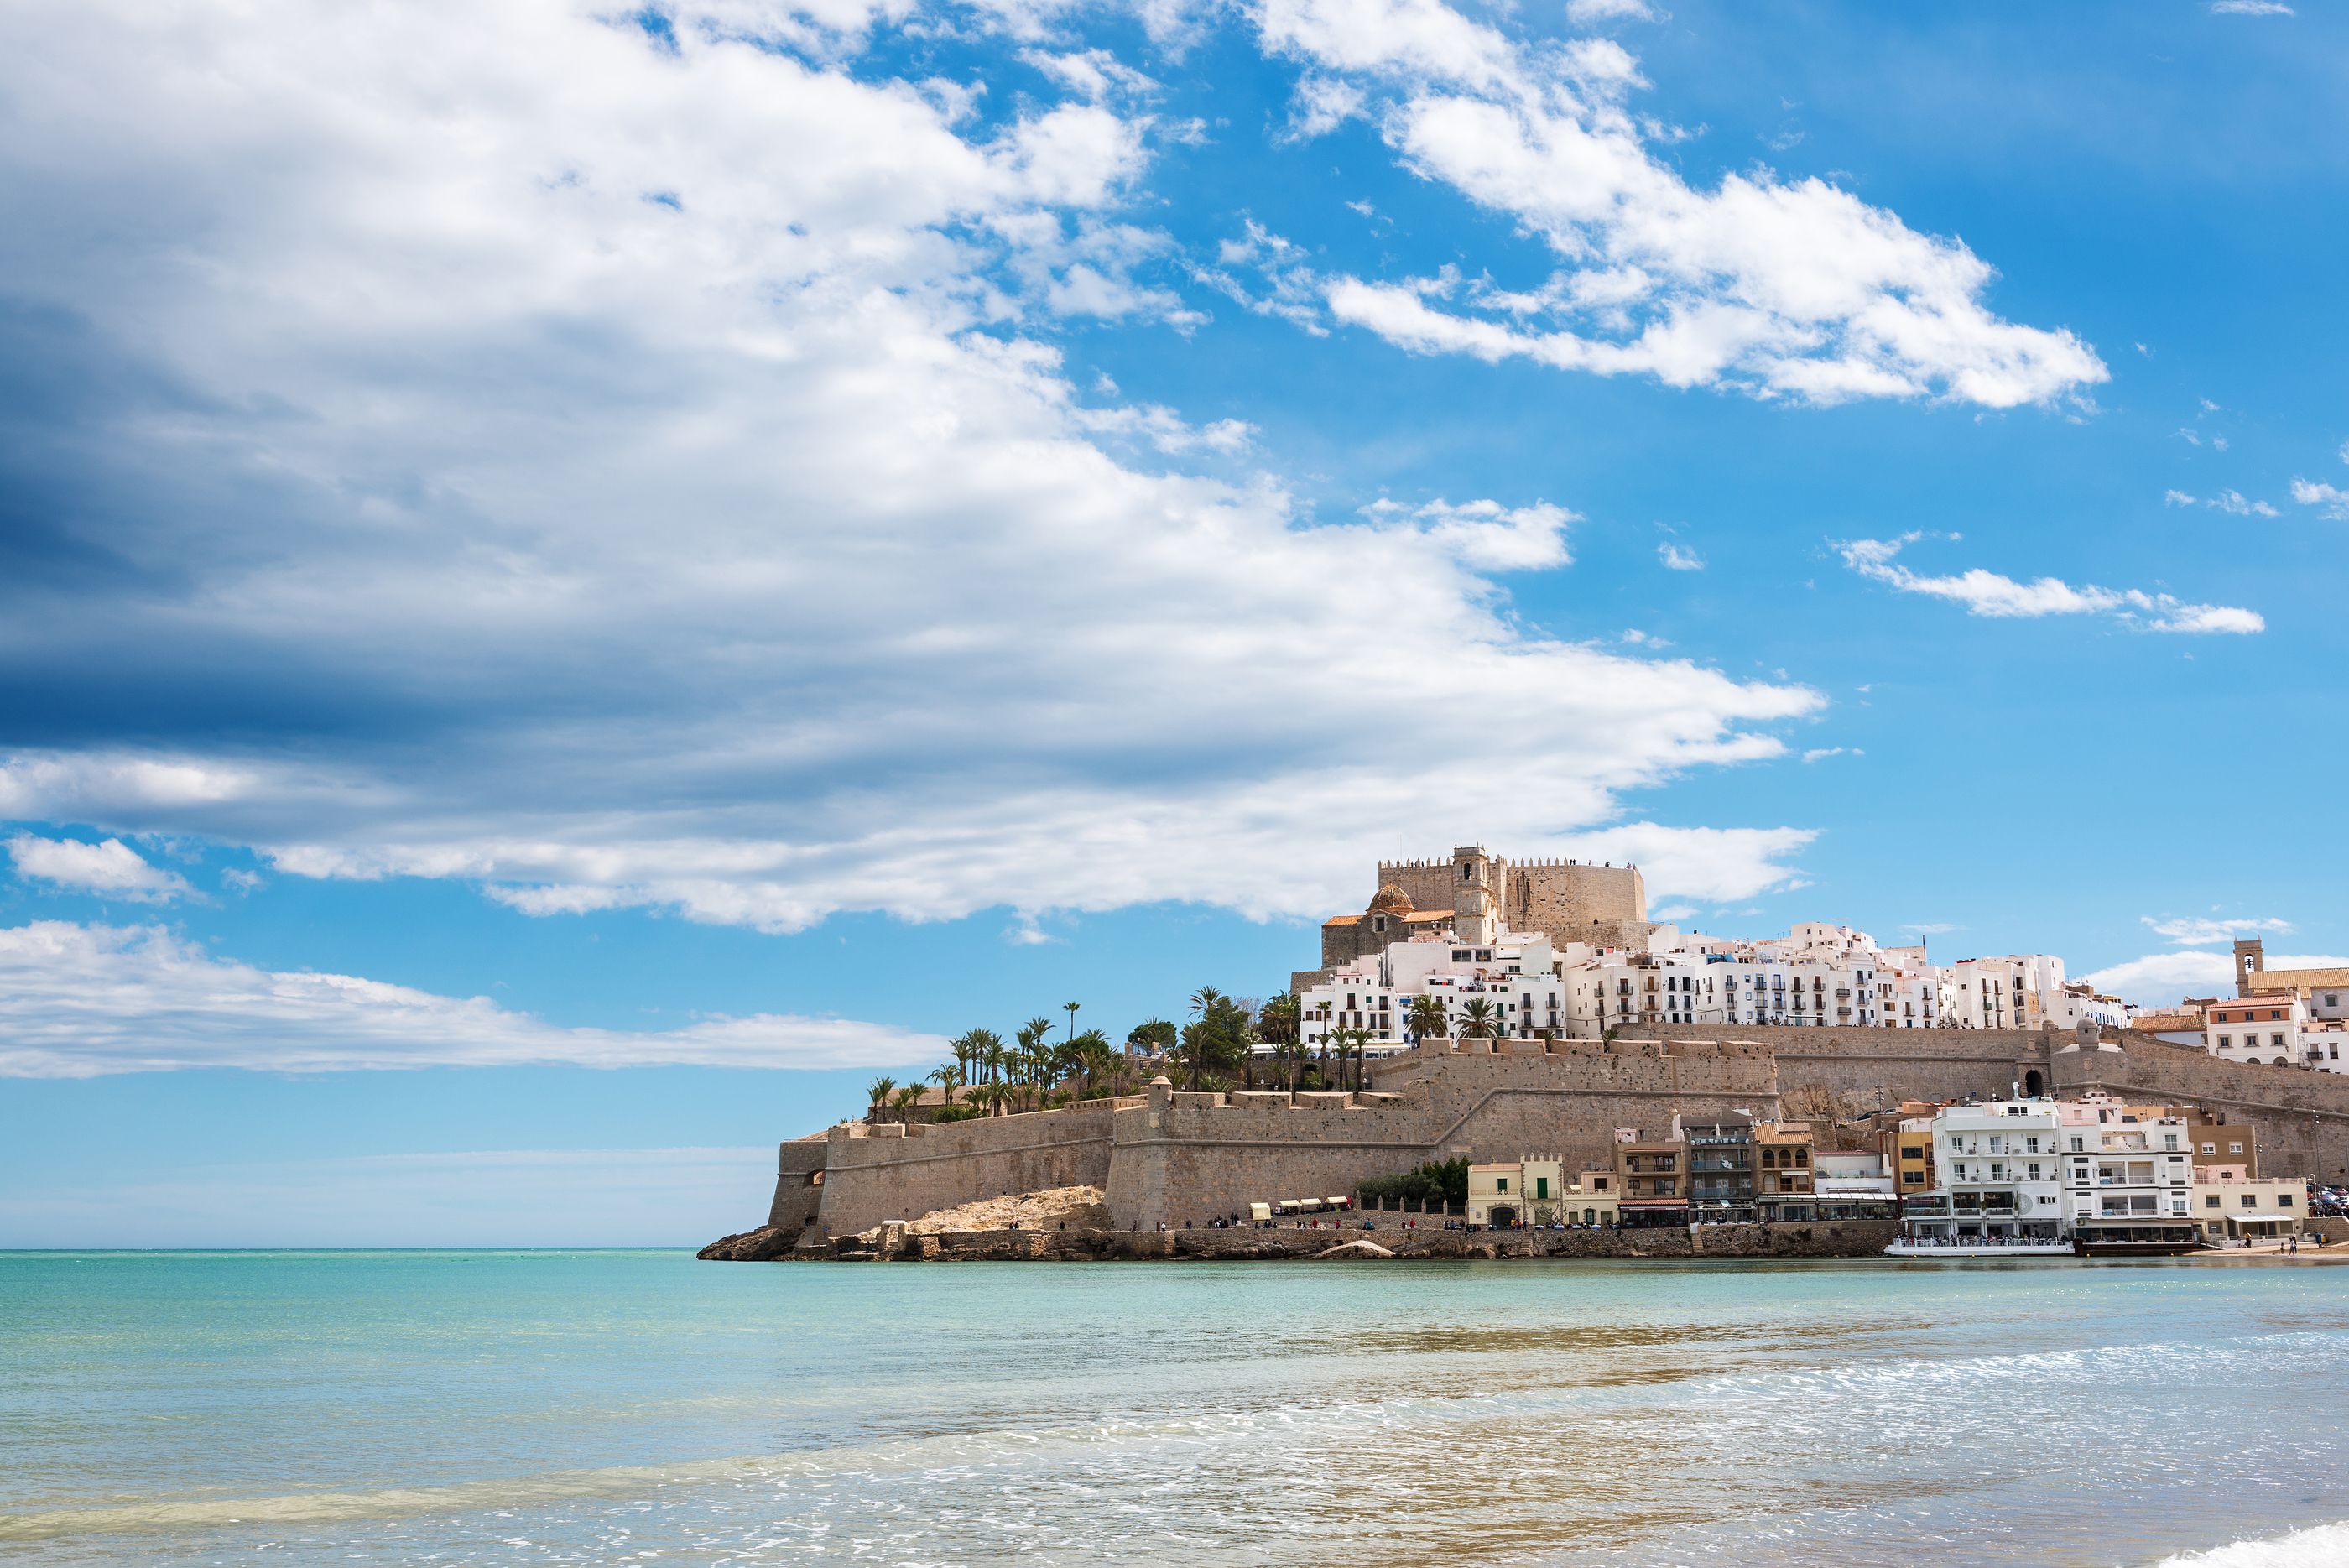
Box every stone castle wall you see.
[810,1100,1126,1236]
[773,1026,2349,1240]
[1106,1041,1779,1228]
[1623,1024,2056,1136]
[1503,858,1647,945]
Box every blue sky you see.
[2,0,2343,1245]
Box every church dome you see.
[1367,883,1416,915]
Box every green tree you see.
[1405,994,1446,1044]
[929,1060,963,1108]
[1459,998,1500,1041]
[866,1075,897,1123]
[1127,1018,1176,1055]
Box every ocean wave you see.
[2148,1522,2349,1566]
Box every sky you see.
[2,0,2343,1246]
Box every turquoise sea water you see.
[3,1251,2348,1566]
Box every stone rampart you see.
[1624,1024,2056,1132]
[813,1101,1123,1236]
[1106,1043,1780,1227]
[765,1135,831,1235]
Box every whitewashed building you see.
[2055,1102,2196,1227]
[1902,1100,2068,1243]
[1298,928,1566,1051]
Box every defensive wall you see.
[762,1026,2349,1242]
[1621,1024,2057,1130]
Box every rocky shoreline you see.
[699,1217,1902,1263]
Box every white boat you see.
[1884,1238,2074,1258]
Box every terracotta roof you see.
[1323,914,1361,926]
[2249,967,2349,992]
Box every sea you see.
[3,1250,2347,1567]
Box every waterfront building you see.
[2192,1175,2307,1242]
[2056,1104,2197,1237]
[1941,954,2074,1031]
[1900,1100,2066,1244]
[1564,1169,1621,1227]
[1681,1114,1757,1219]
[1614,1124,1690,1227]
[1753,1120,1815,1219]
[1466,1154,1565,1227]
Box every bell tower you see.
[1451,844,1498,945]
[2234,937,2264,998]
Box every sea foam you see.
[2151,1522,2349,1567]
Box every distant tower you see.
[1452,844,1498,945]
[2234,938,2265,998]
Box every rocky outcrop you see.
[725,1218,1901,1263]
[696,1224,801,1261]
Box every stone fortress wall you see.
[765,1024,2349,1242]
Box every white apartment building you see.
[2055,1102,2195,1227]
[1904,1101,2067,1242]
[1297,928,1565,1050]
[1942,954,2074,1031]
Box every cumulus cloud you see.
[1839,536,2263,635]
[1565,0,1656,23]
[2083,950,2235,1003]
[2206,489,2278,518]
[1248,0,2104,407]
[2143,914,2293,946]
[6,834,191,903]
[2290,477,2349,519]
[0,0,1820,934]
[1658,542,1704,570]
[0,922,945,1077]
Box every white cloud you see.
[0,921,945,1077]
[1658,542,1704,570]
[1366,497,1577,569]
[2210,2,2294,15]
[1548,823,1818,904]
[1800,747,1858,763]
[2206,489,2278,518]
[2290,477,2349,519]
[1903,922,1960,935]
[6,834,191,903]
[2163,489,2195,507]
[1565,0,1656,23]
[1250,0,2105,407]
[1283,74,1367,140]
[0,1,1820,934]
[1839,536,2263,635]
[2084,950,2235,1003]
[2143,914,2293,946]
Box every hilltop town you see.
[704,847,2349,1263]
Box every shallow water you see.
[3,1250,2346,1565]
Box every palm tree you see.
[1064,1001,1081,1045]
[1460,998,1500,1043]
[866,1075,897,1123]
[929,1061,963,1108]
[1405,994,1446,1045]
[893,1084,923,1122]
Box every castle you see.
[727,851,2349,1251]
[753,1022,2349,1246]
[1300,845,1648,989]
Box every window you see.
[2229,1142,2243,1155]
[2216,1035,2232,1050]
[2201,1143,2216,1155]
[2272,1034,2286,1048]
[2241,1194,2258,1208]
[1497,1177,1509,1192]
[2280,1192,2296,1208]
[2164,1135,2179,1151]
[2205,1194,2220,1209]
[2068,1137,2084,1153]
